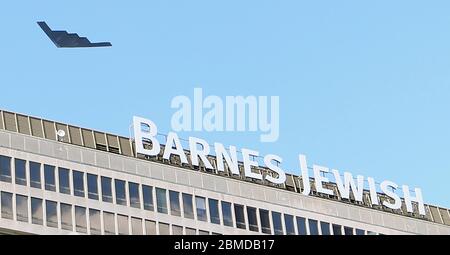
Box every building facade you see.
[0,109,449,235]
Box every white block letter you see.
[332,170,365,202]
[133,116,161,157]
[299,154,311,196]
[368,177,379,205]
[214,143,239,176]
[402,185,426,215]
[163,132,188,164]
[313,165,334,196]
[380,181,402,210]
[242,149,263,180]
[189,137,214,169]
[264,154,286,185]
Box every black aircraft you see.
[37,21,112,48]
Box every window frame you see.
[196,196,208,222]
[321,221,331,235]
[156,188,168,214]
[333,224,343,235]
[129,182,141,209]
[209,198,221,225]
[182,193,194,219]
[58,167,71,195]
[44,164,56,191]
[101,176,113,203]
[15,158,27,186]
[89,209,102,235]
[296,217,308,235]
[60,203,73,231]
[284,214,296,235]
[75,206,88,234]
[272,211,284,235]
[73,170,85,198]
[222,201,234,227]
[115,179,127,206]
[247,207,259,232]
[308,219,319,236]
[29,161,42,189]
[0,156,12,183]
[16,194,29,223]
[169,190,181,217]
[1,192,13,220]
[142,185,154,211]
[31,197,43,226]
[46,200,58,228]
[87,173,99,200]
[260,209,272,234]
[234,204,246,230]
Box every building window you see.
[115,179,127,206]
[344,227,354,235]
[182,193,194,219]
[169,191,181,217]
[145,220,157,235]
[46,200,58,228]
[31,198,43,225]
[285,214,296,235]
[173,225,184,235]
[222,201,233,227]
[186,228,197,235]
[142,185,154,211]
[199,230,210,235]
[132,217,143,235]
[101,177,113,203]
[247,207,259,232]
[44,165,56,191]
[308,219,319,235]
[129,182,141,209]
[16,195,28,223]
[87,174,98,200]
[234,204,246,229]
[356,229,365,235]
[73,170,85,197]
[118,214,129,235]
[103,212,116,235]
[0,155,12,183]
[29,161,41,189]
[58,168,71,195]
[75,206,87,233]
[89,209,102,235]
[321,222,331,235]
[333,224,342,235]
[156,188,168,214]
[61,203,73,231]
[296,217,308,235]
[260,209,271,234]
[159,222,170,235]
[1,192,13,219]
[272,212,284,235]
[15,159,27,186]
[196,196,207,222]
[209,199,220,225]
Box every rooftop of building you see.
[0,108,449,227]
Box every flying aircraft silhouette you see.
[37,21,112,48]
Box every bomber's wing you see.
[37,21,112,48]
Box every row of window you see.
[0,191,220,235]
[0,155,377,235]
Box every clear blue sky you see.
[1,1,450,208]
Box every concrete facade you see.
[1,128,450,235]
